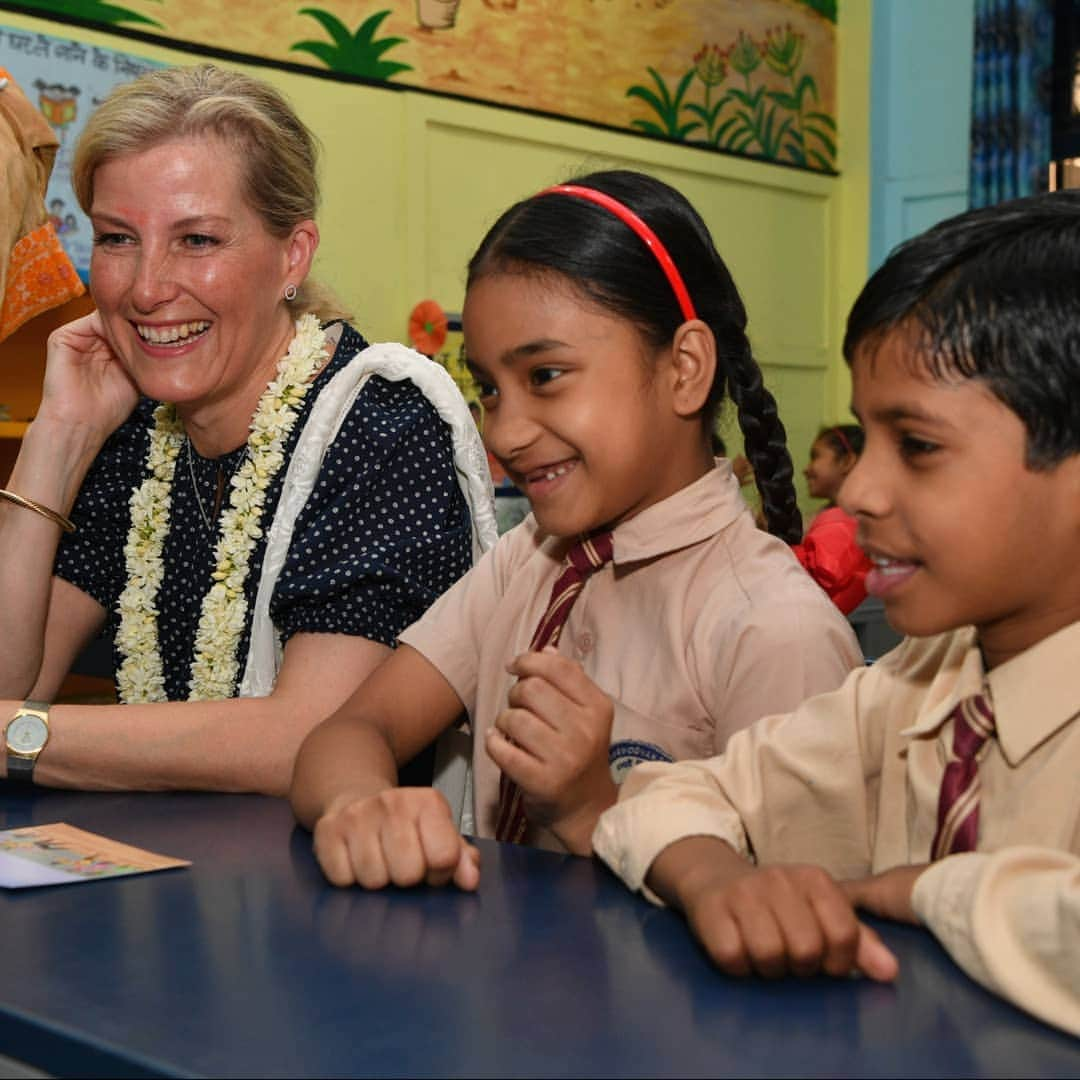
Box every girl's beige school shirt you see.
[400,462,863,842]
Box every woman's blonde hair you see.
[73,63,349,322]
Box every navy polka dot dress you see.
[55,324,473,701]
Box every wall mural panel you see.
[3,0,838,172]
[0,22,161,277]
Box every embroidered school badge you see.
[608,740,674,785]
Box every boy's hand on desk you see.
[841,864,927,925]
[649,837,899,983]
[313,787,480,891]
[486,648,617,855]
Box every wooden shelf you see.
[0,421,29,439]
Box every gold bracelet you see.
[0,489,75,533]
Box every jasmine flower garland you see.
[115,314,328,703]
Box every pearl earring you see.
[284,283,297,302]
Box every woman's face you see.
[89,134,316,417]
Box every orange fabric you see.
[0,221,84,342]
[0,68,84,343]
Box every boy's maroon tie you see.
[495,531,615,844]
[930,691,996,860]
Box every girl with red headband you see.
[793,425,873,615]
[292,170,862,888]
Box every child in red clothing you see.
[793,425,871,614]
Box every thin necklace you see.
[186,438,215,535]
[186,439,245,537]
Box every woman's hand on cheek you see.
[485,647,617,855]
[39,312,139,439]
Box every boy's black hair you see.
[816,424,865,459]
[467,169,802,544]
[844,190,1080,469]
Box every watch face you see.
[7,715,48,754]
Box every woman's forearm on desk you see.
[0,420,105,696]
[0,631,391,795]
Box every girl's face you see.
[463,273,708,537]
[804,437,852,502]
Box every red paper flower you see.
[408,299,448,356]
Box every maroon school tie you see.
[494,531,615,844]
[930,691,996,859]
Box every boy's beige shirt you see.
[593,621,1080,1037]
[401,463,863,842]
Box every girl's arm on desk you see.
[290,643,480,891]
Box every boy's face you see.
[841,326,1080,667]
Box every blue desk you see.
[0,789,1075,1078]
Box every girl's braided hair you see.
[467,169,801,542]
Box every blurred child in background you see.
[793,424,872,614]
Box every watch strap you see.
[7,754,35,784]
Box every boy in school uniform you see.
[592,191,1080,1036]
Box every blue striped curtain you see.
[969,0,1054,208]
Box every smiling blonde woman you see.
[0,64,495,794]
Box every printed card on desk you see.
[0,823,189,888]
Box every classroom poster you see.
[0,24,161,278]
[6,0,838,173]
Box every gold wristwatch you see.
[5,700,50,784]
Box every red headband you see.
[536,184,698,322]
[829,427,855,457]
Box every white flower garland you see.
[115,314,328,703]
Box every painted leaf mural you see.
[6,0,838,173]
[290,8,412,80]
[12,0,162,27]
[627,23,837,170]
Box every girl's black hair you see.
[467,169,801,543]
[844,189,1080,469]
[816,424,865,459]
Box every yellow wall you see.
[0,4,871,512]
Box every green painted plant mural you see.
[794,0,837,23]
[290,8,412,80]
[685,44,726,143]
[626,67,700,140]
[760,24,836,169]
[625,24,837,172]
[10,0,162,28]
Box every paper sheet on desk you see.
[0,822,189,887]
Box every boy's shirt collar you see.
[610,461,746,564]
[901,619,1080,765]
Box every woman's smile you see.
[132,320,212,347]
